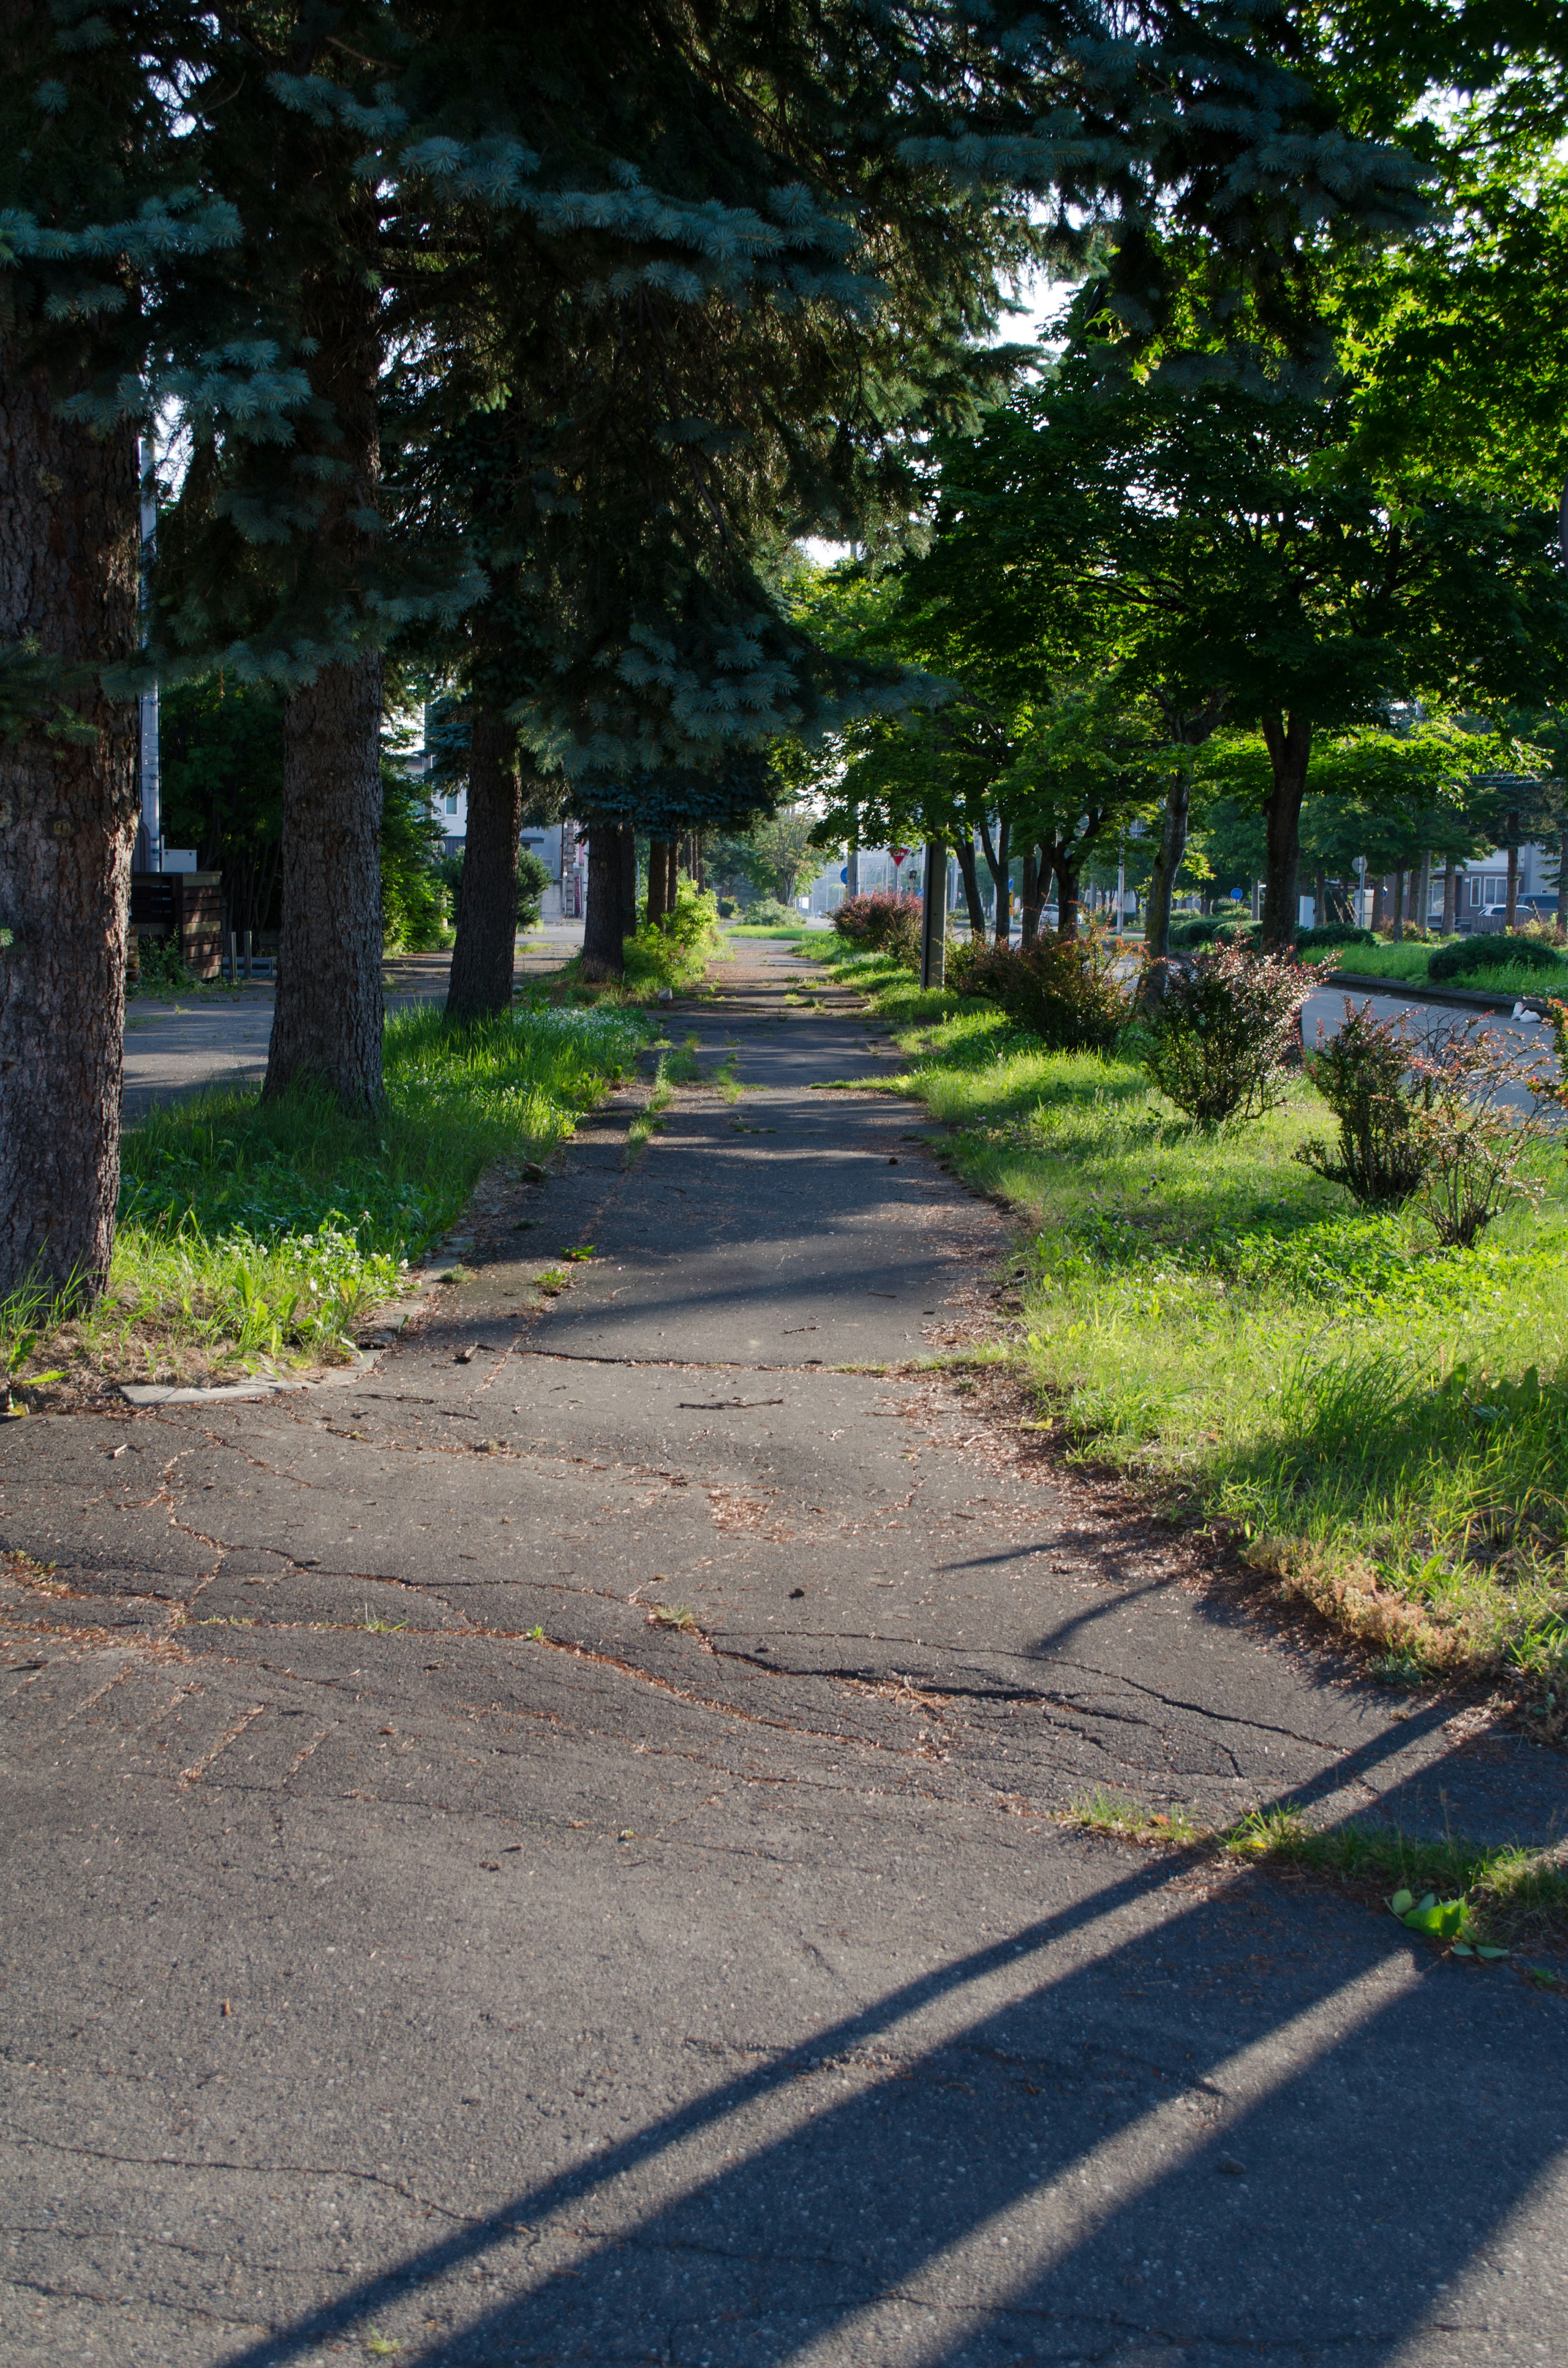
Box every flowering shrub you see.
[1297,1000,1432,1206]
[1140,941,1311,1128]
[947,927,1128,1052]
[1405,1023,1545,1247]
[831,890,922,968]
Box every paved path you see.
[4,943,1565,2366]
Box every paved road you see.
[4,943,1565,2366]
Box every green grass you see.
[808,943,1568,1692]
[724,923,816,939]
[1068,1789,1568,1953]
[1318,936,1568,1001]
[6,1002,650,1394]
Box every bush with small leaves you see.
[1296,1000,1432,1206]
[947,926,1128,1052]
[1296,923,1377,953]
[1428,932,1564,982]
[831,890,922,968]
[1140,941,1311,1128]
[1406,1022,1546,1248]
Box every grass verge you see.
[1314,936,1568,1000]
[806,940,1568,1703]
[4,1001,650,1399]
[1068,1788,1568,1963]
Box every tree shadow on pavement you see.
[217,1775,1565,2368]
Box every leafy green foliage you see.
[1298,1001,1431,1207]
[1429,932,1564,980]
[159,677,283,932]
[946,928,1128,1053]
[380,766,448,952]
[1141,944,1312,1128]
[831,892,922,968]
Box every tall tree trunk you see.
[265,265,384,1107]
[1020,847,1040,945]
[1259,711,1312,952]
[1443,858,1458,936]
[618,824,639,939]
[647,836,673,925]
[1505,823,1520,930]
[1141,766,1193,973]
[954,835,986,936]
[265,653,385,1106]
[0,352,138,1302]
[1314,869,1327,931]
[1391,869,1405,942]
[1055,856,1081,940]
[1556,832,1567,938]
[919,840,946,990]
[445,703,520,1021]
[978,815,1011,942]
[580,825,625,979]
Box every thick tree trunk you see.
[1141,767,1192,972]
[647,836,674,926]
[1020,847,1040,945]
[1054,857,1081,939]
[979,816,1011,941]
[618,824,639,940]
[265,653,385,1106]
[0,352,138,1302]
[581,825,626,979]
[919,840,946,990]
[445,703,520,1021]
[1314,870,1327,931]
[954,835,987,936]
[265,261,384,1107]
[1259,711,1312,952]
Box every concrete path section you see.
[3,941,1565,2367]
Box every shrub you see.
[948,927,1128,1052]
[1167,914,1259,950]
[1405,1024,1545,1248]
[831,890,922,968]
[1140,941,1312,1128]
[1428,932,1564,982]
[741,896,798,926]
[1296,923,1377,954]
[1296,1001,1431,1206]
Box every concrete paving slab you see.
[2,939,1565,2367]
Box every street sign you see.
[891,845,909,867]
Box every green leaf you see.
[1476,1944,1510,1960]
[1388,1888,1414,1917]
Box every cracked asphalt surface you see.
[4,941,1566,2367]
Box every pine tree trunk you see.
[1259,712,1312,952]
[647,836,673,925]
[265,654,385,1107]
[581,825,625,979]
[264,262,384,1108]
[0,350,138,1302]
[619,825,639,939]
[445,705,520,1021]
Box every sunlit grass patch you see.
[827,954,1568,1692]
[6,1003,650,1398]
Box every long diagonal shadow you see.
[216,1775,1563,2368]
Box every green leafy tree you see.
[160,679,284,938]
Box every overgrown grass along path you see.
[6,1001,650,1398]
[810,943,1568,1706]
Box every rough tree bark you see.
[953,835,987,936]
[618,824,639,941]
[1054,857,1080,939]
[647,836,674,925]
[263,263,385,1108]
[1259,711,1313,952]
[1019,847,1040,945]
[445,702,521,1021]
[1141,767,1193,972]
[0,349,139,1301]
[581,825,626,979]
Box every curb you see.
[1323,970,1559,1018]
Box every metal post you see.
[919,841,946,990]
